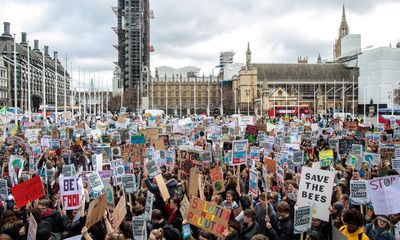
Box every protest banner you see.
[231,140,248,165]
[11,175,45,208]
[364,152,380,166]
[59,176,83,210]
[132,217,146,240]
[350,180,369,205]
[85,193,108,229]
[27,213,37,240]
[155,174,170,201]
[0,179,6,201]
[249,169,258,196]
[319,149,334,167]
[10,155,24,179]
[294,205,312,234]
[367,175,400,215]
[339,139,364,155]
[343,121,358,131]
[352,144,363,155]
[347,154,363,170]
[112,196,127,230]
[130,135,145,145]
[121,174,136,194]
[297,167,335,221]
[186,197,231,237]
[144,192,154,221]
[210,167,225,194]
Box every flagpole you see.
[83,69,86,121]
[342,78,345,115]
[13,34,17,123]
[165,74,167,115]
[89,73,92,117]
[78,66,81,121]
[54,51,58,123]
[27,40,31,121]
[70,61,73,114]
[42,46,46,118]
[64,54,67,114]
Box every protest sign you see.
[249,169,258,196]
[364,152,380,166]
[85,193,108,229]
[144,192,154,221]
[297,167,335,221]
[293,150,304,165]
[188,168,200,198]
[87,171,104,193]
[264,158,276,174]
[132,217,146,240]
[180,194,190,218]
[380,147,395,163]
[319,149,334,167]
[332,226,348,240]
[367,175,400,215]
[350,180,369,205]
[392,159,400,173]
[112,196,127,230]
[130,135,145,144]
[339,139,364,155]
[121,174,136,194]
[294,205,312,234]
[347,154,363,170]
[352,144,363,155]
[187,197,231,237]
[59,176,83,210]
[11,175,45,208]
[62,164,76,177]
[155,174,170,201]
[210,167,225,194]
[244,125,258,145]
[231,140,248,165]
[0,179,7,201]
[104,180,115,209]
[343,121,358,131]
[10,155,24,179]
[145,159,161,179]
[27,213,37,240]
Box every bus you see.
[379,108,400,124]
[267,105,312,118]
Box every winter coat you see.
[1,220,24,240]
[40,208,64,233]
[265,215,294,240]
[145,178,178,218]
[148,220,182,240]
[365,222,394,240]
[240,222,260,240]
[255,202,278,234]
[339,225,369,240]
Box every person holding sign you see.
[339,208,369,240]
[264,201,294,240]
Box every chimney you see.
[44,45,49,56]
[21,32,27,43]
[34,40,39,50]
[4,22,10,36]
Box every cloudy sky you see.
[1,0,400,89]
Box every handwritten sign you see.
[112,196,127,230]
[367,176,400,215]
[319,149,334,167]
[59,176,83,210]
[249,169,258,196]
[11,175,45,208]
[210,167,225,194]
[27,213,37,240]
[187,197,231,237]
[297,167,335,221]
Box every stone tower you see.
[333,4,349,58]
[246,42,251,70]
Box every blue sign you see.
[130,135,145,144]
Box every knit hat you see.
[332,201,344,212]
[338,178,347,186]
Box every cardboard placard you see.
[155,174,170,202]
[188,168,199,198]
[11,175,45,208]
[85,193,108,229]
[297,167,335,222]
[264,158,276,174]
[380,147,395,163]
[210,167,225,194]
[145,159,161,179]
[186,197,231,238]
[180,195,190,219]
[112,196,127,230]
[144,192,154,221]
[231,140,248,165]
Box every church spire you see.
[246,42,251,70]
[342,4,346,21]
[339,4,349,39]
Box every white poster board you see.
[367,175,400,215]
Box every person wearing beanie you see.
[339,209,369,240]
[330,201,344,221]
[365,215,394,240]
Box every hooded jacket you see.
[339,225,369,240]
[365,218,394,240]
